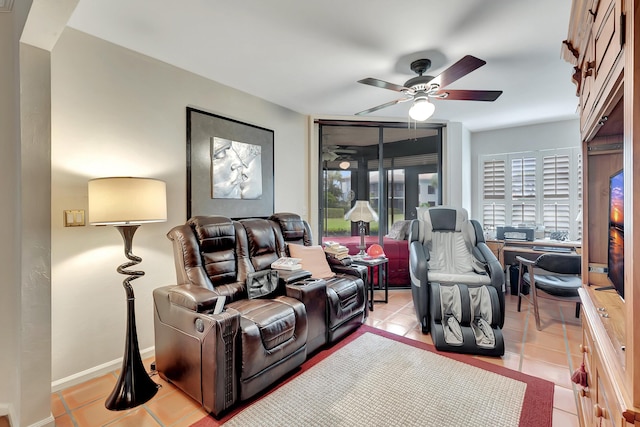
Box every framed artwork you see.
[186,107,274,219]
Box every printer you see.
[496,226,535,241]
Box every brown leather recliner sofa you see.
[153,213,366,417]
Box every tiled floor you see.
[52,289,581,427]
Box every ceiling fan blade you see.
[358,77,408,92]
[434,89,502,101]
[431,55,486,88]
[355,98,404,115]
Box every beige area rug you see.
[193,326,553,427]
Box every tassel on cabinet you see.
[571,362,588,387]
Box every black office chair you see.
[516,253,582,330]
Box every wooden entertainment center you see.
[563,0,640,425]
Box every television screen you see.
[607,169,624,299]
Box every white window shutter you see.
[512,203,536,225]
[543,203,571,231]
[483,203,506,228]
[483,160,505,200]
[543,155,570,198]
[511,157,536,198]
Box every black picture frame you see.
[186,107,274,219]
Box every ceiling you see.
[66,0,579,132]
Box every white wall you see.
[50,28,308,384]
[443,122,471,210]
[469,119,580,219]
[0,8,22,424]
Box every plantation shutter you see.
[483,159,505,200]
[543,155,570,198]
[543,203,571,231]
[483,203,506,228]
[511,157,536,198]
[512,203,536,226]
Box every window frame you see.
[479,147,581,240]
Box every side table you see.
[351,256,388,311]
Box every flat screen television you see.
[606,169,624,299]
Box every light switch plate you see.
[64,210,85,227]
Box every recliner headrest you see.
[270,212,312,245]
[188,215,236,252]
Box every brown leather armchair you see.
[153,216,308,417]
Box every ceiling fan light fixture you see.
[339,161,351,170]
[408,97,435,121]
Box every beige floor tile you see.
[523,343,572,367]
[552,408,580,427]
[521,357,572,388]
[553,385,578,414]
[53,414,74,427]
[51,392,66,418]
[375,320,414,336]
[71,398,127,427]
[104,408,162,427]
[146,390,203,425]
[168,407,210,427]
[61,373,117,410]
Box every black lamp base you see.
[106,225,159,410]
[105,295,159,410]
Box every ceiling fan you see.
[356,55,502,121]
[322,145,357,162]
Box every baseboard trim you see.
[51,346,155,392]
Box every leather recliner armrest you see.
[153,285,241,416]
[331,263,366,280]
[277,269,312,284]
[167,284,222,313]
[326,256,352,266]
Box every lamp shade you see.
[88,177,167,225]
[408,96,435,121]
[344,200,379,223]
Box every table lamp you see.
[88,177,167,410]
[345,200,379,255]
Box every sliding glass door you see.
[319,120,443,240]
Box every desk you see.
[487,239,581,269]
[351,256,388,311]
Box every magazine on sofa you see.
[271,257,303,271]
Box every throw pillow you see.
[386,220,412,240]
[288,244,336,279]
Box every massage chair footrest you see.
[430,283,504,356]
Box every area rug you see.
[191,326,553,427]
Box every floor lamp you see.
[88,177,167,410]
[345,200,379,255]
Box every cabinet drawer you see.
[593,0,621,88]
[595,360,623,426]
[578,317,595,427]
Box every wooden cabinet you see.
[563,0,640,426]
[566,0,624,140]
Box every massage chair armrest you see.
[277,269,312,285]
[165,284,223,313]
[409,240,428,285]
[475,243,505,290]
